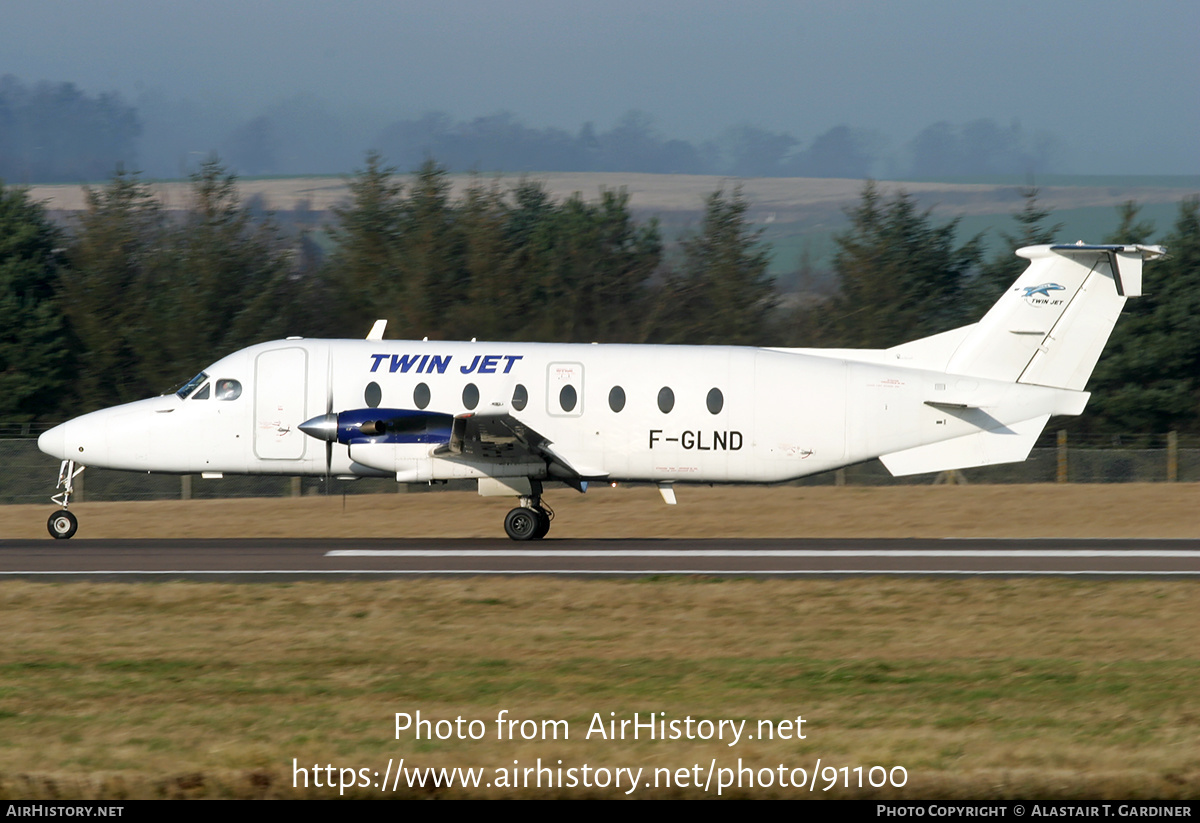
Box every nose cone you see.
[35,398,167,470]
[299,413,338,442]
[38,423,67,460]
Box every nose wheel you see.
[48,510,78,540]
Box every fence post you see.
[1057,430,1068,483]
[181,475,192,500]
[835,468,846,486]
[291,476,301,497]
[1167,431,1178,482]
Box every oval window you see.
[512,384,528,411]
[608,386,625,413]
[559,384,578,412]
[215,379,242,401]
[364,381,382,408]
[463,383,480,410]
[657,386,674,414]
[413,382,431,410]
[706,387,723,415]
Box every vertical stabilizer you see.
[944,244,1163,390]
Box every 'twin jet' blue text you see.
[368,354,524,375]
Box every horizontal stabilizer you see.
[879,414,1049,477]
[1049,244,1160,297]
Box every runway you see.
[1,538,1199,578]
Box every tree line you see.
[1,155,1197,437]
[788,183,1200,437]
[0,76,141,184]
[367,112,1055,181]
[0,154,774,417]
[3,73,1061,182]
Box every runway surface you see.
[1,538,1199,578]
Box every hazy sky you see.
[6,0,1198,174]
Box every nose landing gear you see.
[47,460,84,539]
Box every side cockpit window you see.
[215,379,242,401]
[192,383,211,400]
[176,371,208,400]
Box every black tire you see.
[504,507,540,541]
[48,510,78,540]
[532,507,551,540]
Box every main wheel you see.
[48,510,78,540]
[504,507,540,541]
[532,507,551,540]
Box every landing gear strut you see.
[504,486,552,541]
[47,460,84,540]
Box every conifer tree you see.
[396,158,462,337]
[0,181,68,420]
[817,181,980,348]
[134,159,295,389]
[654,186,773,344]
[1082,198,1200,434]
[964,186,1062,316]
[62,168,167,408]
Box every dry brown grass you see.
[26,173,1190,217]
[1,485,1197,798]
[1,482,1199,540]
[0,575,1197,798]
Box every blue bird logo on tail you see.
[1022,283,1066,298]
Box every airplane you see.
[37,243,1164,541]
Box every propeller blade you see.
[325,355,334,488]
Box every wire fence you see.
[1,428,1198,505]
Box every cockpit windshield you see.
[175,371,209,400]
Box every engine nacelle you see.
[299,408,453,446]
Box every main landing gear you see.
[47,460,84,539]
[504,495,553,541]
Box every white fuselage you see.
[39,338,1077,485]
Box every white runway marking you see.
[4,547,1196,576]
[326,549,1200,558]
[2,569,1200,576]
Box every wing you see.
[440,412,608,483]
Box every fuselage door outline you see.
[546,361,584,418]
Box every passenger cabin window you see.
[706,387,723,415]
[463,383,480,410]
[364,381,381,408]
[609,386,625,413]
[657,386,674,414]
[414,382,431,410]
[512,384,528,411]
[559,384,578,413]
[216,379,242,401]
[191,383,211,400]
